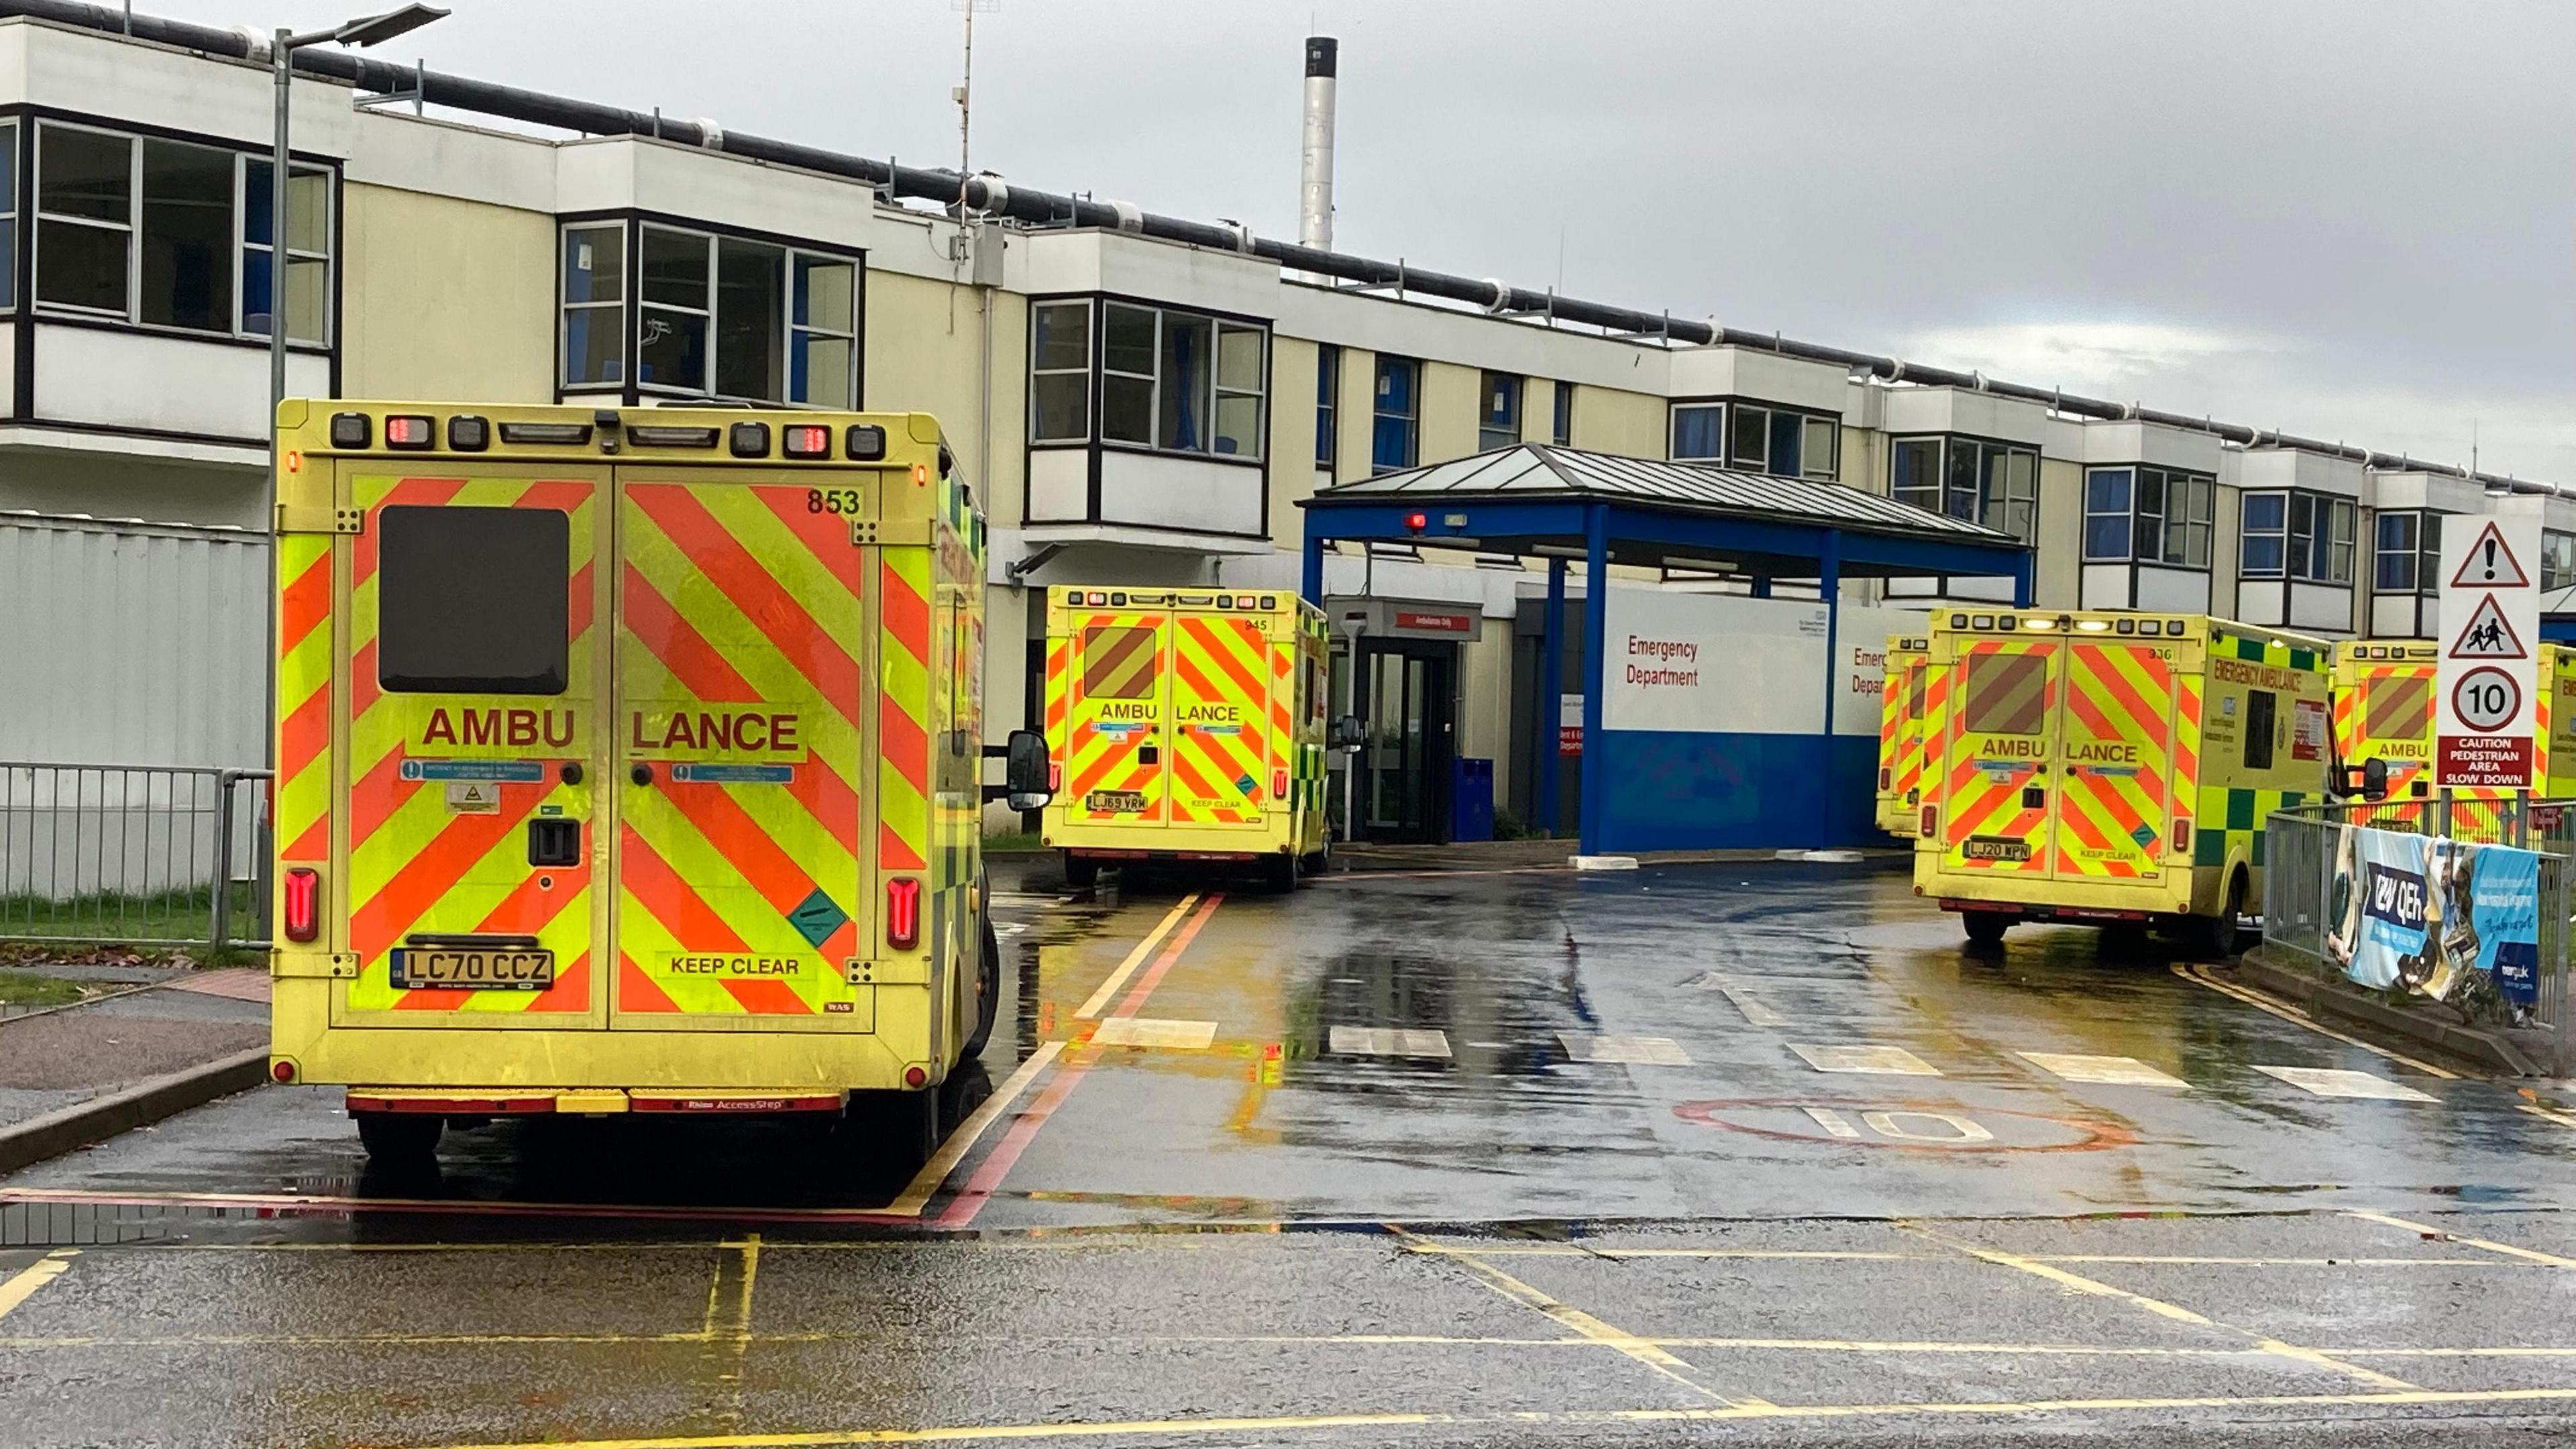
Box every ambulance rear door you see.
[2355,661,2435,798]
[1168,603,1278,828]
[2050,639,2176,881]
[333,464,609,1028]
[1938,636,2058,876]
[607,469,874,1030]
[1062,600,1172,828]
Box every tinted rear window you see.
[2362,674,2431,741]
[1962,652,2047,735]
[378,505,570,695]
[1081,625,1160,700]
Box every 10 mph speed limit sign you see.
[2436,509,2542,788]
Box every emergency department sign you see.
[2435,508,2542,788]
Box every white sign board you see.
[1598,592,1923,738]
[2435,506,2542,788]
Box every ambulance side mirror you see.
[1002,729,1053,812]
[2360,756,2389,802]
[1330,715,1365,750]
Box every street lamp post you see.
[258,5,446,932]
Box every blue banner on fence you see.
[2324,822,2541,1004]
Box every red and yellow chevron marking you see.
[2341,664,2434,800]
[877,547,934,878]
[1170,614,1271,826]
[275,533,335,871]
[611,482,869,1018]
[2053,644,2173,879]
[1941,641,2053,874]
[1059,612,1169,824]
[343,474,598,1016]
[1877,656,1928,833]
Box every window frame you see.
[0,117,16,313]
[2373,509,2447,595]
[1028,297,1093,445]
[1669,397,1839,478]
[1372,354,1419,474]
[2546,527,2576,594]
[1891,434,2037,541]
[1551,380,1572,446]
[1478,370,1521,452]
[2083,464,2213,568]
[1314,342,1339,466]
[29,120,337,346]
[2240,488,2356,585]
[1021,292,1269,463]
[1670,402,1725,462]
[561,217,860,408]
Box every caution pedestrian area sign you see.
[2436,513,2542,788]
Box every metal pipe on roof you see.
[9,0,2562,502]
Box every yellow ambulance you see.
[1874,633,1930,838]
[2329,640,2576,803]
[266,401,1050,1167]
[1914,610,2332,953]
[1041,586,1330,889]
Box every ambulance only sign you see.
[2436,511,2542,788]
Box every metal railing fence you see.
[0,762,272,951]
[2263,800,2570,1076]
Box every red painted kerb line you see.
[934,893,1226,1229]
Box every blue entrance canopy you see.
[1298,445,2034,856]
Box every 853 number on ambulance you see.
[266,402,1051,1169]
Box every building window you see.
[2545,529,2576,592]
[0,119,15,310]
[1213,323,1264,458]
[1373,355,1417,472]
[1101,303,1155,444]
[2376,511,2417,592]
[1671,403,1723,462]
[1552,381,1572,446]
[2084,468,2133,561]
[1315,343,1339,465]
[241,157,329,344]
[2241,491,2355,584]
[33,123,331,343]
[1030,299,1091,443]
[1892,436,2035,541]
[2083,465,2211,566]
[561,223,623,386]
[569,223,856,405]
[1479,372,1520,451]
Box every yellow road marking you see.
[1900,1223,2416,1390]
[2517,1101,2576,1130]
[885,1041,1067,1217]
[373,1386,2576,1449]
[2170,963,2459,1079]
[0,1251,76,1322]
[704,1236,761,1433]
[1385,1224,1759,1407]
[1073,894,1199,1019]
[2343,1210,2576,1269]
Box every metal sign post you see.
[2434,506,2542,796]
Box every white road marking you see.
[2254,1065,2439,1102]
[1559,1033,1694,1066]
[1330,1025,1453,1060]
[884,1041,1065,1216]
[1790,1043,1941,1077]
[1864,1110,1994,1143]
[2019,1052,2190,1088]
[1722,988,1786,1027]
[1802,1107,1863,1138]
[994,923,1028,937]
[1091,1017,1219,1051]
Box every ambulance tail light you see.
[1879,767,1892,790]
[283,867,321,943]
[1919,804,1938,839]
[383,414,433,450]
[885,877,922,951]
[1049,761,1063,792]
[1273,767,1289,800]
[783,424,831,459]
[2173,819,2192,855]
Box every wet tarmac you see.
[5,858,2576,1447]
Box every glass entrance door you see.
[1356,642,1454,843]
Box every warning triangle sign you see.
[2449,592,2530,660]
[2449,520,2532,589]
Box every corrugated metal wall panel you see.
[0,515,269,769]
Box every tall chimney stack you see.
[1299,36,1338,254]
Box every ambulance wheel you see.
[1063,852,1098,890]
[1299,837,1330,877]
[843,1088,939,1177]
[1962,913,2010,947]
[961,917,1002,1059]
[354,1111,442,1164]
[2198,873,2247,959]
[1264,852,1299,893]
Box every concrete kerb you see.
[2231,944,2541,1077]
[0,1048,270,1177]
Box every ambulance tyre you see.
[1299,837,1330,878]
[1265,851,1299,893]
[354,1111,442,1165]
[961,918,1001,1059]
[2198,871,2247,959]
[842,1088,939,1177]
[1063,852,1099,890]
[1962,913,2010,947]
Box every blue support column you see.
[1750,576,1772,599]
[1538,557,1566,836]
[1817,531,1843,850]
[1301,527,1327,604]
[1578,505,1611,857]
[2013,549,2034,608]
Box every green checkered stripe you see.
[2221,631,2318,673]
[2197,788,2304,866]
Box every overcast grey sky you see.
[152,0,2576,480]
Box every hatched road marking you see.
[1091,1018,1219,1051]
[2253,1066,2439,1102]
[0,1251,76,1322]
[1559,1033,1693,1066]
[1330,1026,1452,1060]
[2018,1052,2189,1087]
[883,1041,1065,1218]
[1790,1043,1941,1076]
